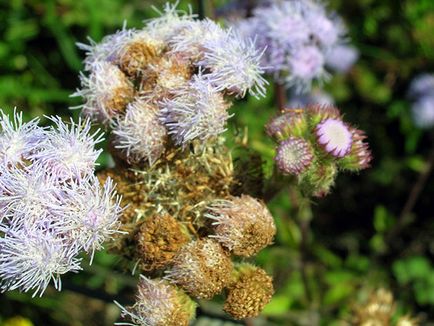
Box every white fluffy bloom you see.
[72,62,134,124]
[0,226,82,297]
[0,110,45,167]
[30,117,103,180]
[113,100,167,165]
[160,75,231,145]
[199,30,268,98]
[145,2,197,42]
[54,176,122,261]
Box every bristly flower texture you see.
[231,0,348,92]
[0,110,122,296]
[73,1,267,165]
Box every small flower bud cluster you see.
[408,74,434,129]
[267,105,372,196]
[0,110,122,296]
[73,2,267,165]
[231,0,349,92]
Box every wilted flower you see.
[206,195,276,257]
[275,137,314,175]
[165,238,233,299]
[224,264,274,320]
[115,275,196,326]
[30,117,103,180]
[315,118,352,158]
[159,75,231,146]
[72,62,135,124]
[113,100,167,165]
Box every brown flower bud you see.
[224,264,274,319]
[206,195,276,257]
[165,238,233,299]
[135,214,190,271]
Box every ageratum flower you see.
[0,226,82,297]
[113,100,167,165]
[72,62,135,124]
[30,117,103,180]
[0,110,45,167]
[275,137,314,175]
[411,95,434,129]
[54,176,122,262]
[325,44,359,73]
[199,30,268,98]
[408,73,434,98]
[160,75,231,146]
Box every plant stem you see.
[275,83,286,111]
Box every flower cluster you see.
[0,110,122,296]
[232,0,351,92]
[267,105,372,196]
[408,74,434,129]
[73,2,266,165]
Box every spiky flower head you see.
[265,109,307,141]
[0,110,45,167]
[30,117,103,181]
[115,276,196,326]
[72,62,135,124]
[315,118,352,158]
[224,264,274,320]
[165,238,233,299]
[159,75,230,146]
[54,176,122,261]
[135,214,190,271]
[0,226,82,297]
[199,30,267,98]
[206,195,275,257]
[353,288,396,326]
[112,100,167,165]
[340,128,372,170]
[275,137,314,175]
[396,315,420,326]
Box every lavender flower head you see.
[411,95,434,129]
[160,75,231,146]
[408,73,434,98]
[316,118,352,157]
[231,0,347,92]
[0,111,122,296]
[275,137,314,175]
[325,44,359,73]
[113,100,167,165]
[0,110,45,167]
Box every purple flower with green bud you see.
[275,137,314,175]
[315,118,352,158]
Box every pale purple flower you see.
[287,89,334,108]
[411,95,434,129]
[199,30,268,98]
[287,45,326,91]
[275,137,313,175]
[408,74,434,98]
[113,100,167,165]
[160,75,231,145]
[30,117,103,181]
[0,226,82,297]
[325,44,359,73]
[316,118,352,157]
[54,176,122,262]
[0,110,45,167]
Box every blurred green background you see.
[1,0,434,325]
